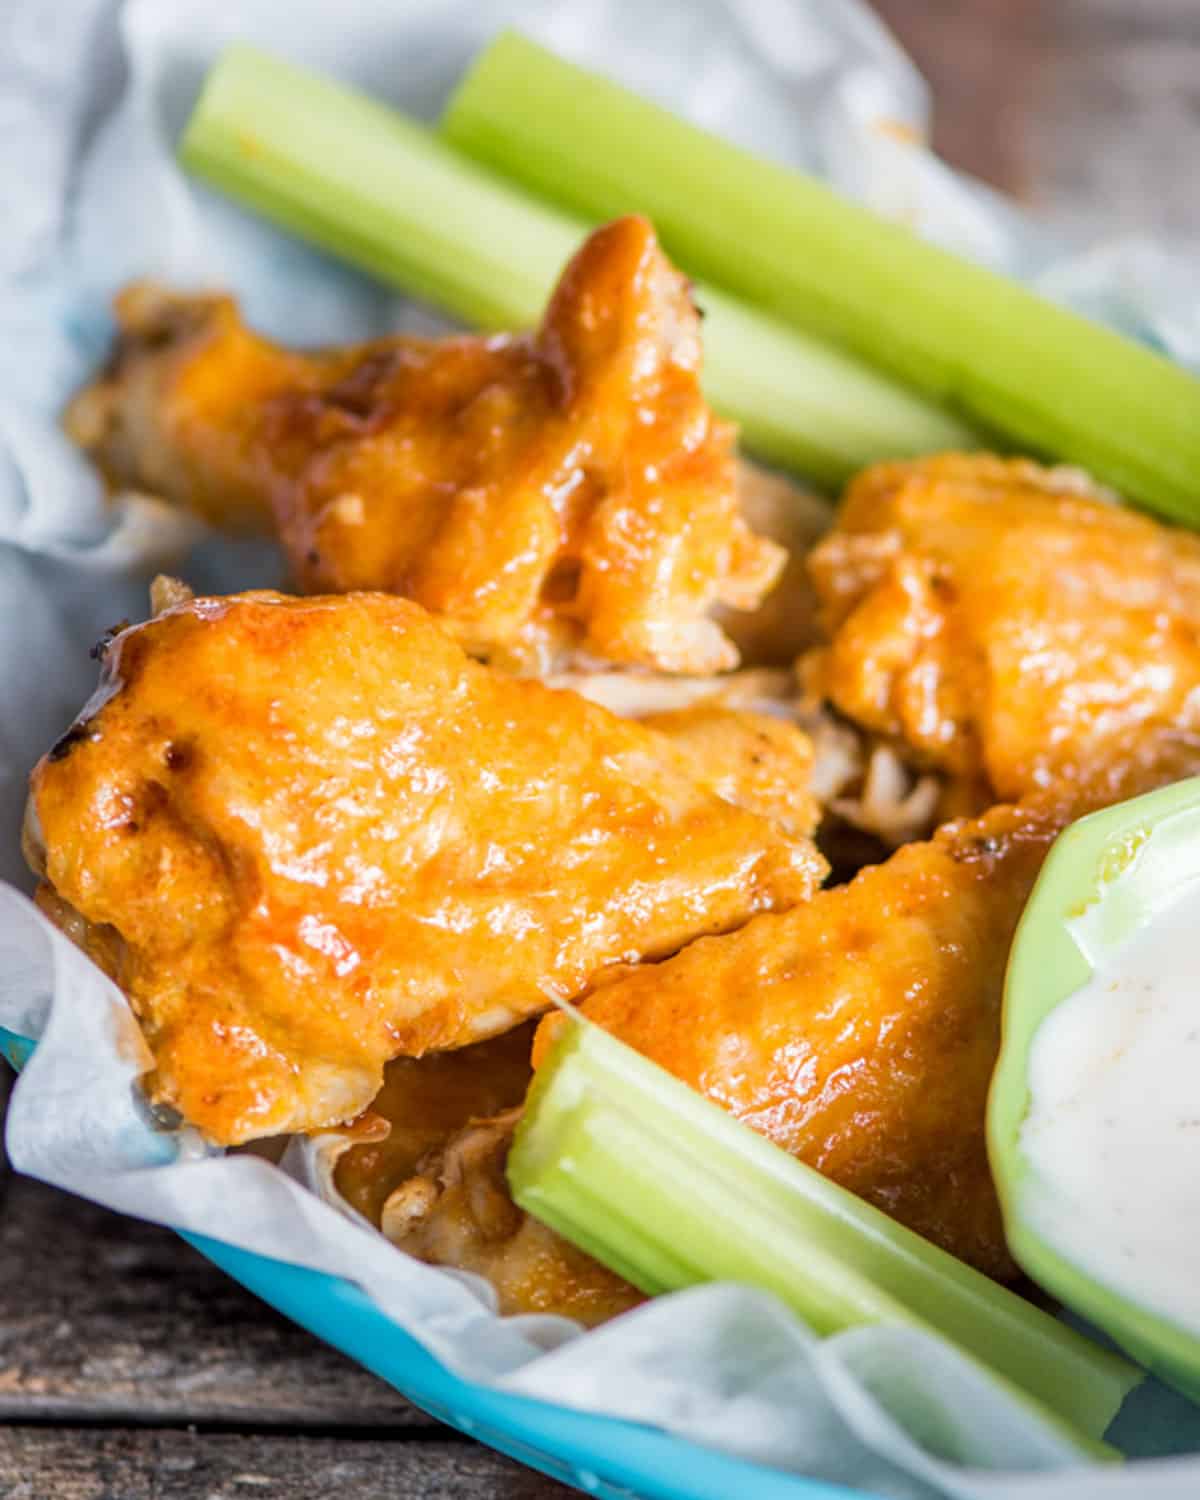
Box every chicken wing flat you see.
[66,217,783,674]
[535,743,1200,1278]
[334,1029,640,1327]
[26,591,822,1145]
[807,455,1200,803]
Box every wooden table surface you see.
[3,3,1198,1497]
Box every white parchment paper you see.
[3,3,1200,1496]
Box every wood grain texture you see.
[1029,0,1200,241]
[0,1174,419,1428]
[874,0,1200,240]
[0,1429,569,1499]
[1,8,1197,1498]
[872,0,1041,195]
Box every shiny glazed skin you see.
[640,703,819,840]
[807,455,1200,802]
[67,217,782,674]
[536,749,1200,1279]
[29,591,822,1145]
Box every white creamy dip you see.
[1020,891,1200,1335]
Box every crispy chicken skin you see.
[27,590,822,1145]
[552,666,943,850]
[640,703,819,840]
[334,1030,640,1327]
[549,668,822,839]
[807,455,1200,802]
[66,217,783,674]
[534,744,1200,1279]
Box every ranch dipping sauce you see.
[1020,889,1200,1337]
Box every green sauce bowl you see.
[989,775,1200,1403]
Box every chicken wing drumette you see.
[67,217,784,674]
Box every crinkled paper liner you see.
[2,3,1200,1496]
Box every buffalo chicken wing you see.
[27,590,822,1145]
[807,455,1200,803]
[67,218,784,674]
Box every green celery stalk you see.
[510,1017,1140,1452]
[443,32,1200,524]
[179,44,571,331]
[178,45,977,486]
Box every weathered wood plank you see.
[0,1428,572,1499]
[872,0,1041,196]
[0,1173,422,1428]
[874,0,1200,242]
[1028,0,1200,242]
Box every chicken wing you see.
[66,217,783,674]
[26,590,822,1145]
[807,455,1200,803]
[716,461,832,666]
[553,666,941,851]
[334,1026,539,1227]
[334,1031,640,1326]
[535,742,1200,1278]
[638,703,819,841]
[547,667,823,840]
[377,1110,643,1326]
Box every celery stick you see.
[179,44,570,331]
[510,1018,1140,1449]
[178,45,977,485]
[694,290,977,479]
[444,33,1200,524]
